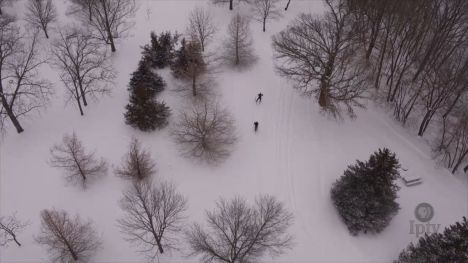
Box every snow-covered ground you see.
[1,0,467,262]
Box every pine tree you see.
[395,217,468,263]
[124,61,170,131]
[331,148,401,235]
[141,31,179,69]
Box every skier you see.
[254,121,259,132]
[255,93,263,104]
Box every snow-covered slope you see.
[1,0,467,262]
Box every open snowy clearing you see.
[1,0,467,262]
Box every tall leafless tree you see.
[172,39,208,98]
[0,19,53,133]
[115,138,156,181]
[118,179,188,259]
[87,0,137,52]
[68,0,95,22]
[436,107,468,174]
[273,0,367,118]
[211,0,250,11]
[36,209,102,263]
[173,103,237,163]
[49,132,107,187]
[24,0,57,39]
[223,13,255,66]
[186,195,294,263]
[187,7,217,52]
[251,0,281,32]
[0,213,28,247]
[51,27,114,116]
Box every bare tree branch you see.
[24,0,57,39]
[36,209,102,263]
[51,26,114,116]
[0,213,29,247]
[186,195,294,263]
[187,6,217,52]
[115,138,156,181]
[118,179,188,260]
[172,102,237,163]
[49,132,107,188]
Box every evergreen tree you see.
[141,31,179,69]
[331,148,401,235]
[124,61,170,131]
[129,61,165,96]
[171,38,189,78]
[395,217,468,263]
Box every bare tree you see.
[87,0,137,52]
[436,108,468,174]
[212,0,250,11]
[172,39,208,98]
[51,27,114,116]
[36,209,102,263]
[118,179,188,259]
[0,19,53,133]
[49,132,107,187]
[186,195,294,263]
[187,7,217,52]
[68,0,95,22]
[251,0,281,32]
[172,103,237,163]
[115,138,156,181]
[273,0,367,118]
[223,13,255,66]
[24,0,57,39]
[0,213,28,247]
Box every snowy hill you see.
[1,0,467,262]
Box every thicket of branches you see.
[0,213,28,247]
[52,27,114,116]
[36,209,102,262]
[172,103,237,163]
[115,138,156,181]
[24,0,57,39]
[273,0,468,172]
[118,179,187,259]
[0,17,53,133]
[186,195,294,263]
[49,133,107,187]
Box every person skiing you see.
[255,93,263,104]
[254,121,259,132]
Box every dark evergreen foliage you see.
[141,31,179,69]
[124,60,170,131]
[170,38,189,78]
[331,148,401,235]
[395,217,468,263]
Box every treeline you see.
[273,0,468,173]
[349,0,467,174]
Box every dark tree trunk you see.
[463,164,468,173]
[263,18,266,32]
[452,150,468,174]
[285,0,291,10]
[43,27,49,39]
[1,97,24,133]
[192,73,197,97]
[13,236,21,247]
[229,0,233,10]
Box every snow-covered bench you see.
[401,175,422,187]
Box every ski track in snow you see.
[1,1,467,262]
